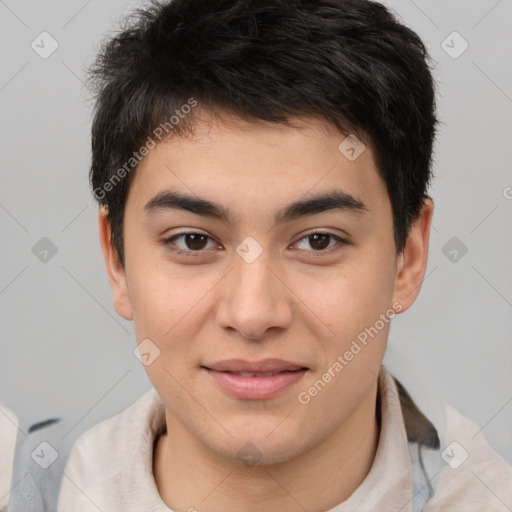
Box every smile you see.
[202,364,308,400]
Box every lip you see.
[202,359,308,400]
[204,358,306,373]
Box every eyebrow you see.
[144,189,368,225]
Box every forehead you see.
[126,110,389,223]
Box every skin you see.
[99,108,434,512]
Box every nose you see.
[215,251,293,341]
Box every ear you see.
[98,206,133,321]
[392,198,434,314]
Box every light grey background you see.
[1,0,511,464]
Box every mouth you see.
[201,359,308,400]
[218,370,301,377]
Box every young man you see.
[14,0,509,511]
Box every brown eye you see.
[293,232,345,253]
[162,232,215,255]
[308,233,330,250]
[182,234,209,251]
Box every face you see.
[99,109,432,465]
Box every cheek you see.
[125,240,192,335]
[296,253,396,339]
[126,260,219,369]
[130,275,193,341]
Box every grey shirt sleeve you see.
[7,418,78,512]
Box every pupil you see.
[186,234,207,250]
[310,234,329,250]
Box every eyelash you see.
[160,231,348,257]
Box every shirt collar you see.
[325,366,415,511]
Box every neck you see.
[154,382,379,512]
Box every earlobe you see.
[98,207,133,321]
[392,198,434,314]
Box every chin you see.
[206,425,310,467]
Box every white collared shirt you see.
[57,367,512,511]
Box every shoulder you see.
[7,414,68,512]
[58,388,165,511]
[63,388,163,474]
[425,404,512,511]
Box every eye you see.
[161,232,218,255]
[161,231,347,257]
[292,232,346,253]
